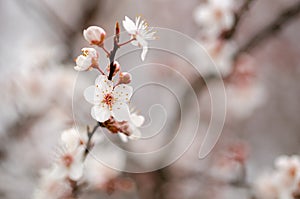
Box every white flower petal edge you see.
[91,105,111,122]
[122,16,137,34]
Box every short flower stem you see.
[234,1,300,59]
[100,45,111,57]
[118,38,136,47]
[96,65,105,75]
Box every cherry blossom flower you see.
[254,155,300,199]
[84,75,133,122]
[204,39,237,76]
[56,145,85,181]
[194,0,235,39]
[33,165,73,199]
[122,16,156,61]
[75,47,98,71]
[61,128,87,151]
[83,26,106,46]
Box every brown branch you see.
[108,22,121,80]
[235,1,300,58]
[221,0,255,39]
[84,122,102,158]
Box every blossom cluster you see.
[254,155,300,199]
[193,0,237,76]
[33,128,100,199]
[75,16,155,140]
[33,16,155,198]
[193,0,266,119]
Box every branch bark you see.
[221,0,255,39]
[235,1,300,58]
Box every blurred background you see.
[1,0,300,198]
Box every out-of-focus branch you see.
[84,122,102,158]
[13,0,101,63]
[235,1,300,58]
[221,0,255,39]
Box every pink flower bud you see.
[119,72,132,84]
[83,26,106,46]
[106,61,120,76]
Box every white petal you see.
[112,84,133,102]
[95,75,113,94]
[75,55,91,71]
[118,133,128,142]
[112,102,130,122]
[135,16,141,28]
[61,129,79,151]
[91,105,111,122]
[144,32,156,40]
[130,113,145,127]
[69,146,85,181]
[52,164,68,179]
[136,34,148,47]
[84,86,103,104]
[69,160,84,181]
[123,16,137,34]
[141,45,148,61]
[74,65,86,71]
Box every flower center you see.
[82,50,89,57]
[62,154,73,167]
[103,94,114,108]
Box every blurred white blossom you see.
[254,155,300,199]
[194,0,235,40]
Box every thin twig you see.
[95,65,105,75]
[235,1,300,58]
[84,122,101,158]
[118,38,136,47]
[221,0,255,39]
[108,22,121,80]
[100,45,111,57]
